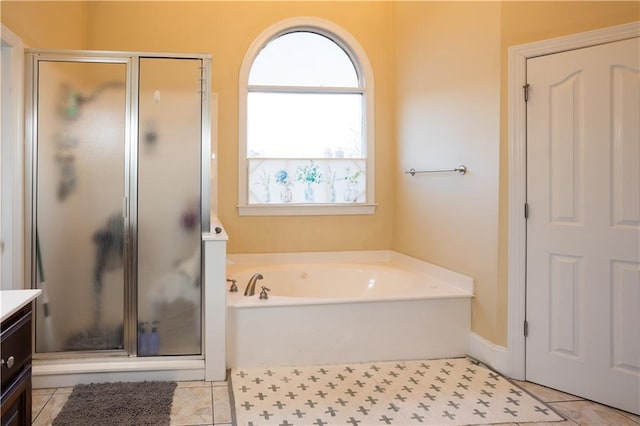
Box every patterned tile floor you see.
[31,367,640,426]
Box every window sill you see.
[237,203,377,216]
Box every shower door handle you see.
[123,197,128,218]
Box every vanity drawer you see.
[0,308,32,392]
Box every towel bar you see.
[405,165,467,176]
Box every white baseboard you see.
[468,332,510,377]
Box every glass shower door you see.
[34,60,128,353]
[30,52,208,358]
[136,58,203,356]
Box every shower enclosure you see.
[26,51,211,358]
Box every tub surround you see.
[226,251,473,368]
[228,297,471,368]
[203,223,229,381]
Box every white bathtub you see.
[226,251,473,368]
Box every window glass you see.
[249,32,358,87]
[247,92,363,159]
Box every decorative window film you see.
[248,159,366,204]
[239,18,375,215]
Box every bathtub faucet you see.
[244,273,264,296]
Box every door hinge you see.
[524,320,529,337]
[523,84,530,102]
[524,203,529,219]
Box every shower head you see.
[59,81,125,120]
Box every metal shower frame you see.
[24,49,212,358]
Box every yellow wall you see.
[393,1,502,343]
[2,1,639,347]
[1,1,88,49]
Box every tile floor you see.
[31,380,232,426]
[31,376,640,426]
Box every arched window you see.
[238,18,375,215]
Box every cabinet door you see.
[0,367,32,426]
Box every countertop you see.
[0,289,42,323]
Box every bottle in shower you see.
[138,322,149,356]
[149,321,160,355]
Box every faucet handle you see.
[227,278,238,292]
[259,286,271,300]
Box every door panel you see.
[611,65,640,228]
[549,71,583,225]
[35,60,127,353]
[137,58,202,356]
[611,260,640,374]
[548,254,583,359]
[526,37,639,414]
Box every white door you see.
[526,37,640,414]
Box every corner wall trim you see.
[1,25,26,291]
[468,332,509,377]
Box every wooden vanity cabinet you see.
[1,304,33,426]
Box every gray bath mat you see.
[53,381,176,426]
